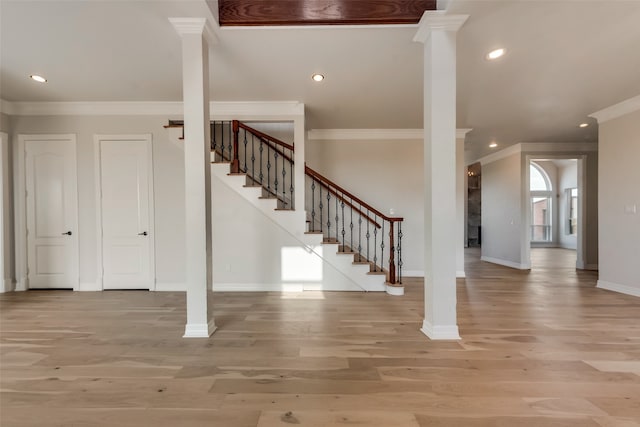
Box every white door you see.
[25,137,79,289]
[98,136,154,289]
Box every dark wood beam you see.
[218,0,437,26]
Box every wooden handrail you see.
[323,184,382,229]
[305,165,403,223]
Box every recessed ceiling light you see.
[489,142,498,148]
[486,48,506,60]
[311,73,324,82]
[579,123,589,128]
[30,74,47,83]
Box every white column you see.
[414,12,469,340]
[170,18,217,338]
[456,129,472,278]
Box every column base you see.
[420,319,460,340]
[183,319,217,338]
[456,270,466,278]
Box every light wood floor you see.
[1,248,639,427]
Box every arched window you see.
[530,162,553,242]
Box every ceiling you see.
[1,0,640,161]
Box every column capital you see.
[169,17,218,46]
[456,128,473,139]
[413,11,469,43]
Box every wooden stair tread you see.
[367,271,387,276]
[227,172,246,176]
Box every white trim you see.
[597,280,640,297]
[456,270,466,278]
[94,134,156,291]
[169,17,218,46]
[307,128,472,141]
[0,132,7,292]
[0,99,16,115]
[420,320,461,340]
[413,11,469,43]
[0,100,305,118]
[213,283,307,292]
[477,142,598,166]
[156,282,186,292]
[385,284,404,296]
[402,270,424,277]
[590,94,640,123]
[183,319,217,338]
[78,282,102,292]
[2,279,14,294]
[481,255,531,270]
[16,134,80,291]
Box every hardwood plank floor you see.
[1,248,639,426]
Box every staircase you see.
[167,119,404,295]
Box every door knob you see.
[62,231,72,236]
[138,231,148,236]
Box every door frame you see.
[94,134,156,291]
[15,134,80,291]
[0,132,9,292]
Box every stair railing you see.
[211,120,295,209]
[305,166,403,285]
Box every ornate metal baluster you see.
[310,179,316,232]
[251,134,255,181]
[267,142,271,192]
[326,190,331,240]
[335,192,339,243]
[341,195,345,251]
[274,151,278,195]
[398,222,403,284]
[243,129,248,173]
[227,121,232,161]
[349,198,354,256]
[212,122,217,155]
[220,121,225,160]
[366,209,370,265]
[373,215,378,271]
[381,221,385,277]
[289,158,294,209]
[358,205,363,262]
[319,185,323,234]
[282,154,286,206]
[259,138,264,185]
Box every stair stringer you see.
[211,162,386,292]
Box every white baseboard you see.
[403,270,424,277]
[420,320,461,340]
[213,282,305,292]
[481,256,531,270]
[15,278,27,291]
[183,319,217,338]
[597,280,640,297]
[456,270,466,278]
[155,282,186,292]
[1,278,14,293]
[77,281,102,291]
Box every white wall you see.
[597,108,640,296]
[557,160,578,249]
[306,138,424,275]
[480,152,527,269]
[9,115,186,289]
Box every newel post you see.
[231,120,240,173]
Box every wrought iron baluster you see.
[212,122,217,154]
[335,192,339,243]
[381,221,385,277]
[349,197,354,257]
[243,129,248,173]
[282,154,286,205]
[274,151,279,195]
[289,158,294,210]
[398,222,403,284]
[259,139,264,185]
[373,215,378,271]
[326,190,331,240]
[251,134,255,181]
[220,121,225,160]
[227,121,232,161]
[358,205,363,262]
[366,209,370,265]
[319,185,323,234]
[341,196,345,251]
[267,142,271,191]
[310,179,316,232]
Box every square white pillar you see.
[170,18,217,338]
[456,129,472,278]
[414,12,469,340]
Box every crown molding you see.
[169,17,218,45]
[0,100,304,118]
[308,128,472,141]
[589,94,640,123]
[457,128,472,139]
[413,11,469,43]
[476,141,598,166]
